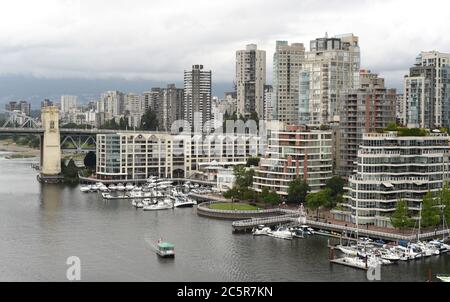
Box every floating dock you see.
[329,258,369,271]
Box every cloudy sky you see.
[0,0,449,105]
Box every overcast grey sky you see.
[0,0,449,101]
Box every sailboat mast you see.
[418,203,422,242]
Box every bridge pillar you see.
[40,106,61,177]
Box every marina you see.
[1,157,449,281]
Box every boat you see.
[341,256,378,269]
[268,226,293,240]
[429,240,450,253]
[252,225,271,236]
[377,248,400,263]
[136,201,144,208]
[143,201,173,211]
[142,198,154,206]
[154,240,175,258]
[80,185,91,193]
[116,183,126,191]
[125,183,134,191]
[337,245,358,256]
[99,185,109,192]
[289,227,307,238]
[436,274,450,282]
[173,197,196,208]
[299,225,314,235]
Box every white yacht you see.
[437,274,450,282]
[268,226,293,240]
[125,183,134,191]
[337,245,358,256]
[173,197,196,208]
[252,225,270,236]
[429,240,450,253]
[80,185,91,193]
[341,256,378,269]
[99,185,109,192]
[377,248,400,263]
[108,184,117,191]
[116,183,126,191]
[143,201,173,211]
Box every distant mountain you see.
[0,75,234,109]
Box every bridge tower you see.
[40,106,61,178]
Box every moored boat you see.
[116,183,126,191]
[268,226,293,240]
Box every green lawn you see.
[208,203,259,211]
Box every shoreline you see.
[0,139,40,158]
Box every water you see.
[0,153,449,281]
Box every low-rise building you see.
[96,132,260,181]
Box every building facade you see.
[98,91,125,122]
[263,85,275,121]
[403,51,450,129]
[273,41,305,124]
[338,70,396,177]
[299,34,360,126]
[184,65,212,133]
[236,44,266,119]
[96,132,259,181]
[60,95,77,116]
[5,101,31,116]
[253,125,333,195]
[334,132,450,228]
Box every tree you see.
[286,178,310,204]
[223,187,240,199]
[306,192,322,219]
[326,176,344,197]
[421,192,441,228]
[259,187,280,205]
[386,122,398,131]
[306,189,331,218]
[83,151,96,169]
[325,176,345,208]
[439,184,450,224]
[63,159,79,183]
[246,157,260,167]
[233,166,254,189]
[140,109,159,131]
[390,199,413,232]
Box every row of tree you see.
[391,187,450,231]
[223,163,345,210]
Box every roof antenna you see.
[325,32,328,38]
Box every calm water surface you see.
[0,153,449,281]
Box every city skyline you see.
[1,0,450,106]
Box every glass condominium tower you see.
[299,33,360,126]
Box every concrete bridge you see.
[0,107,108,182]
[0,107,176,183]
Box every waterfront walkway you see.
[231,207,450,242]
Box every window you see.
[50,121,55,129]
